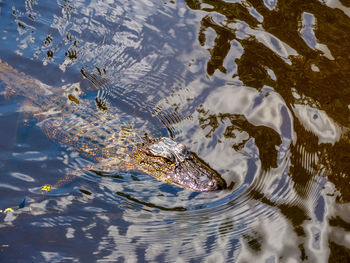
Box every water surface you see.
[0,0,349,262]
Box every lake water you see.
[0,0,349,262]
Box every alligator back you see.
[0,59,226,192]
[0,59,138,170]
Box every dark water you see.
[1,0,350,262]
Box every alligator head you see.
[133,137,226,192]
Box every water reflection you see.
[0,0,350,261]
[183,0,350,260]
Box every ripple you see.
[12,151,48,161]
[10,172,35,182]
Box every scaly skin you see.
[0,59,226,191]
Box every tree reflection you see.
[185,0,350,201]
[184,0,350,259]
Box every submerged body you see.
[0,59,226,191]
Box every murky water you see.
[1,0,349,262]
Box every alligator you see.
[0,59,226,192]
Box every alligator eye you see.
[163,157,174,165]
[179,144,187,152]
[177,144,189,156]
